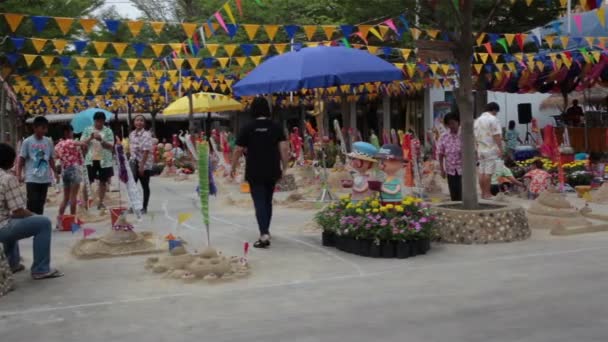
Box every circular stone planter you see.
[0,244,15,297]
[431,202,530,244]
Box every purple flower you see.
[420,217,428,223]
[414,222,422,231]
[392,228,399,235]
[380,219,388,227]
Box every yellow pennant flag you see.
[182,22,198,37]
[473,64,483,74]
[257,43,271,56]
[79,83,89,95]
[119,71,131,79]
[585,37,596,47]
[150,21,165,36]
[478,53,489,64]
[79,18,97,33]
[536,61,545,72]
[150,44,166,57]
[243,24,260,40]
[41,55,55,67]
[426,29,439,39]
[54,17,74,34]
[75,57,89,69]
[322,25,337,40]
[169,43,183,53]
[303,25,317,40]
[112,42,128,57]
[429,64,439,74]
[441,64,451,75]
[223,3,236,24]
[173,58,184,69]
[526,0,533,6]
[410,28,422,40]
[90,70,101,78]
[560,36,569,48]
[93,41,108,56]
[264,25,280,40]
[582,191,593,202]
[476,32,487,46]
[187,58,199,68]
[89,82,100,94]
[400,49,412,60]
[193,69,204,78]
[490,53,501,63]
[127,20,144,37]
[560,0,567,6]
[250,55,262,66]
[235,57,248,67]
[563,56,573,69]
[544,36,555,48]
[75,70,87,78]
[504,33,516,46]
[92,58,106,70]
[217,57,230,68]
[125,58,139,71]
[206,44,219,56]
[369,27,384,41]
[598,7,606,27]
[592,51,601,63]
[52,39,68,53]
[274,43,288,54]
[223,44,237,57]
[31,39,48,53]
[23,54,38,67]
[367,46,379,54]
[4,13,24,32]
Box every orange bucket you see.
[240,182,250,193]
[110,207,127,225]
[60,215,76,232]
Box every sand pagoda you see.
[527,191,591,230]
[72,213,160,258]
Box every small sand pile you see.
[527,191,591,229]
[77,206,109,223]
[145,247,250,283]
[276,174,297,192]
[287,166,316,186]
[279,192,317,209]
[0,245,14,297]
[327,168,352,191]
[72,215,160,259]
[174,174,190,182]
[592,183,608,204]
[160,166,177,178]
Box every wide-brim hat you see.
[375,144,404,161]
[347,141,378,163]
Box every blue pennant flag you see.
[111,57,123,69]
[381,46,392,56]
[10,37,25,50]
[226,24,239,39]
[6,53,19,65]
[284,25,300,40]
[59,56,71,67]
[132,42,146,57]
[240,44,254,56]
[73,40,88,54]
[203,57,215,68]
[207,19,216,36]
[31,16,50,33]
[398,15,410,31]
[104,19,121,34]
[71,223,81,234]
[340,25,355,37]
[168,240,182,251]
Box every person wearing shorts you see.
[474,102,504,199]
[81,112,115,210]
[54,125,86,228]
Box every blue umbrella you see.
[233,46,404,96]
[71,108,113,133]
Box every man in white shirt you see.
[474,102,504,199]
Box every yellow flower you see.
[339,195,350,201]
[379,206,388,212]
[395,205,404,212]
[356,208,364,214]
[402,198,413,206]
[372,209,379,213]
[370,200,380,208]
[366,209,371,213]
[346,203,354,209]
[386,204,394,209]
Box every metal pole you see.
[567,0,572,35]
[0,80,5,143]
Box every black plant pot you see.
[396,241,411,259]
[415,240,427,255]
[424,239,431,253]
[357,239,371,257]
[335,236,345,251]
[381,241,396,258]
[322,231,336,247]
[369,242,382,258]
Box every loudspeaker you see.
[517,103,532,124]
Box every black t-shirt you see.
[236,118,286,183]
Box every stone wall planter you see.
[0,244,15,297]
[432,202,530,244]
[323,234,431,258]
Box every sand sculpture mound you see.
[527,191,591,229]
[77,205,109,223]
[72,215,160,259]
[0,245,14,297]
[145,247,250,283]
[592,183,608,204]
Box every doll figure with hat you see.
[375,144,406,206]
[346,142,379,202]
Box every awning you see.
[26,112,231,124]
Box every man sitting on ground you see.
[0,143,63,279]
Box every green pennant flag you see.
[341,37,351,48]
[497,38,509,53]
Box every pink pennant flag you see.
[236,0,243,16]
[243,241,250,257]
[355,31,368,44]
[83,228,96,238]
[483,42,493,54]
[573,14,583,33]
[214,12,229,33]
[384,19,398,34]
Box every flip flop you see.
[32,269,64,280]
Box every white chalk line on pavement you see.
[2,244,608,317]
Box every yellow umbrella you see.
[162,92,243,115]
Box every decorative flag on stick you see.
[198,142,211,246]
[241,241,250,265]
[165,233,176,241]
[83,228,96,238]
[582,191,593,203]
[71,223,81,234]
[177,212,193,225]
[168,239,182,251]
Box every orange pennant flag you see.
[92,58,106,70]
[476,32,487,46]
[264,25,280,40]
[74,57,89,69]
[250,55,262,66]
[206,44,219,56]
[41,55,55,67]
[127,20,144,37]
[4,13,24,32]
[223,44,237,57]
[187,58,199,68]
[182,22,198,38]
[141,59,154,70]
[125,58,139,71]
[303,25,317,40]
[150,44,166,57]
[322,25,336,40]
[112,42,128,56]
[217,57,230,68]
[79,18,98,33]
[358,25,372,39]
[242,24,260,40]
[367,46,379,54]
[257,43,271,55]
[150,21,165,36]
[425,29,439,39]
[31,39,47,53]
[23,54,38,67]
[410,28,421,40]
[52,39,67,53]
[173,58,184,69]
[93,41,108,56]
[54,17,74,34]
[273,43,288,54]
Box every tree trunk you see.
[127,102,133,133]
[150,111,158,137]
[455,0,479,210]
[187,89,195,133]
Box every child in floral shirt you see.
[524,159,552,199]
[54,125,86,227]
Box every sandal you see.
[11,264,25,274]
[32,269,64,280]
[253,239,271,249]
